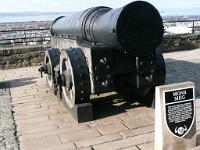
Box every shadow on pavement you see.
[165,58,200,98]
[0,77,37,88]
[91,93,145,120]
[196,134,200,146]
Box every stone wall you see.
[1,33,200,70]
[0,45,50,69]
[160,33,200,52]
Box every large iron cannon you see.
[51,1,163,56]
[39,1,166,122]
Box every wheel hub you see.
[62,70,72,91]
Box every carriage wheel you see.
[60,48,91,108]
[44,48,60,90]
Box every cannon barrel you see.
[51,1,164,56]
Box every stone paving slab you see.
[0,48,200,150]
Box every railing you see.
[0,28,51,46]
[1,19,200,47]
[164,19,200,34]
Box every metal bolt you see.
[95,66,99,71]
[107,74,111,79]
[78,65,83,68]
[145,74,153,82]
[100,57,107,64]
[76,58,81,61]
[102,80,108,87]
[80,73,84,77]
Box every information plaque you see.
[165,88,194,138]
[155,82,196,150]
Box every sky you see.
[0,0,200,13]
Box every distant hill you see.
[0,12,66,17]
[0,12,73,23]
[0,10,200,23]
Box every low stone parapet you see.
[1,33,200,70]
[161,33,200,52]
[0,45,50,69]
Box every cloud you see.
[0,0,135,12]
[0,0,200,12]
[147,0,200,9]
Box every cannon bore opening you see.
[116,1,164,56]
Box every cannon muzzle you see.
[51,1,164,56]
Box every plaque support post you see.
[155,81,196,150]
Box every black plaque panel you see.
[164,87,194,138]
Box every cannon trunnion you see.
[39,1,166,122]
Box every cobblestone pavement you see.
[0,82,19,150]
[0,48,200,150]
